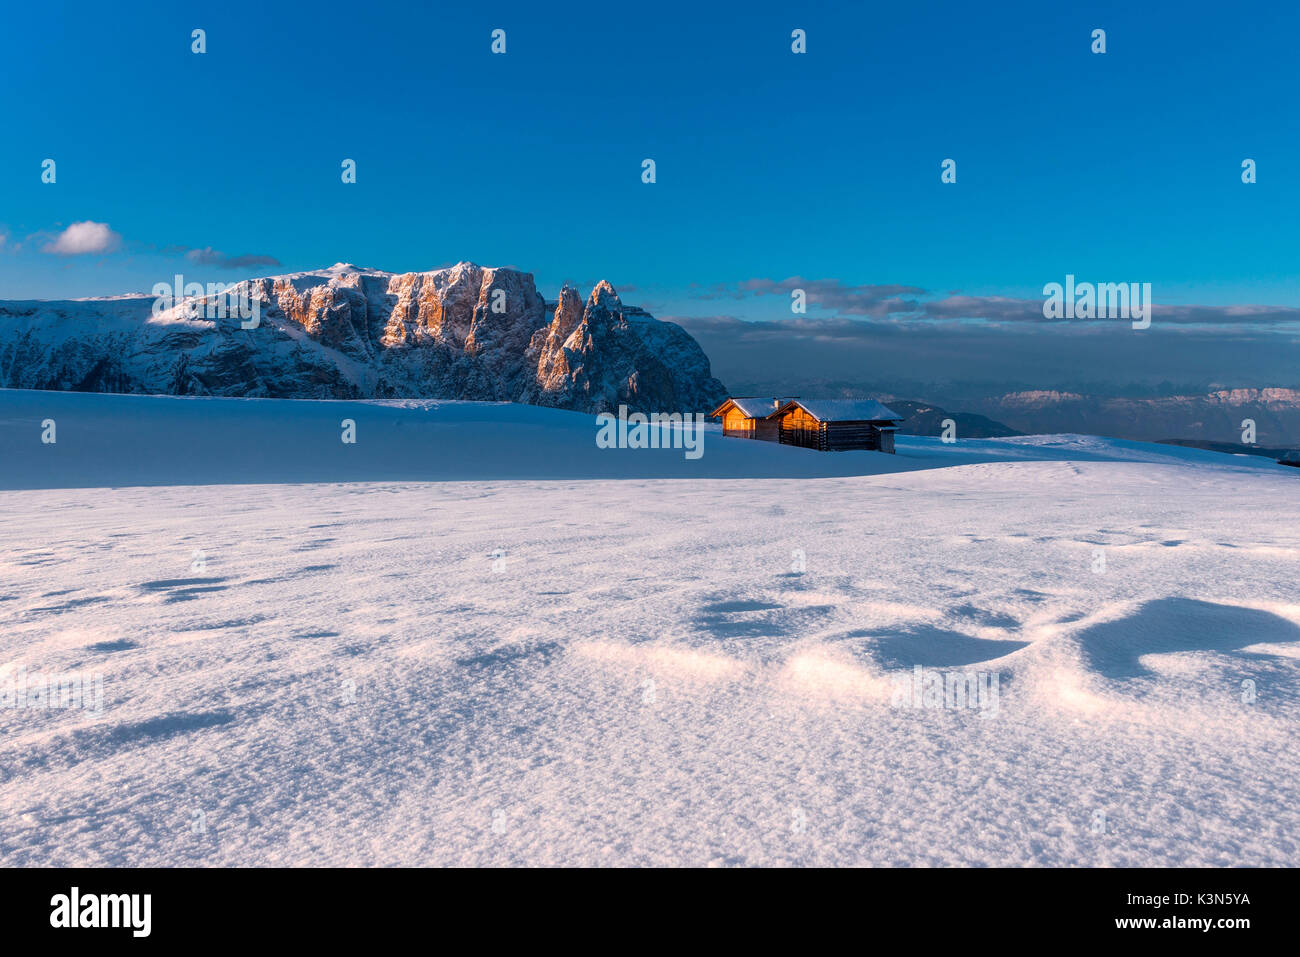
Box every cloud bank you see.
[185,248,282,270]
[672,312,1300,400]
[695,278,1300,326]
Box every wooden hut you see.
[769,399,903,453]
[710,397,788,442]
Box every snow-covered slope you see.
[2,388,1290,490]
[1,389,1296,866]
[0,263,727,414]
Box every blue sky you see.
[2,0,1298,392]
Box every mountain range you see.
[967,389,1300,447]
[4,265,1298,449]
[0,263,727,415]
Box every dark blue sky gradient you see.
[2,1,1297,392]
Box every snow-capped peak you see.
[0,264,727,413]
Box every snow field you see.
[1,442,1296,865]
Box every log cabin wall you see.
[772,409,898,452]
[777,407,824,449]
[721,408,752,436]
[825,421,883,451]
[722,408,780,441]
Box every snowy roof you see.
[711,396,787,419]
[771,399,903,422]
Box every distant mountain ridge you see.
[883,399,1022,439]
[1156,439,1298,461]
[971,388,1300,447]
[0,262,728,414]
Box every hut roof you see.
[711,397,787,419]
[770,399,903,422]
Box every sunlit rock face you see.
[0,262,727,413]
[522,278,725,414]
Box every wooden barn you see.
[710,397,788,442]
[770,399,903,453]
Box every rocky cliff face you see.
[0,263,727,413]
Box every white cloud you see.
[42,221,122,256]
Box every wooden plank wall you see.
[723,410,780,442]
[825,422,882,451]
[772,409,897,453]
